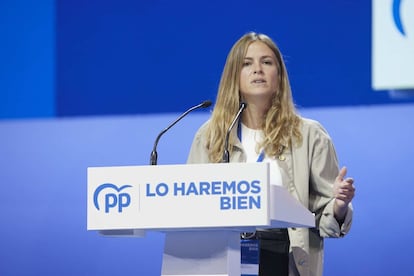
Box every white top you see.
[240,123,283,187]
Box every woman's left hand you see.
[333,166,355,221]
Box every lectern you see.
[87,162,315,276]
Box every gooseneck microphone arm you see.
[222,102,247,163]
[150,100,212,165]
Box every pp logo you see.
[93,183,132,213]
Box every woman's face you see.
[239,41,279,103]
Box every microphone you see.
[222,102,247,163]
[150,100,212,165]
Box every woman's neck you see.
[241,102,269,130]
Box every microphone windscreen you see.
[202,100,212,108]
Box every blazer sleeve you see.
[308,123,353,238]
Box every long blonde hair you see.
[206,32,302,163]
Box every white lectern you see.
[87,163,314,276]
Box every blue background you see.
[1,0,414,120]
[1,0,414,275]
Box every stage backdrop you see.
[1,103,414,275]
[1,1,414,275]
[1,0,414,120]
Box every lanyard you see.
[237,120,265,162]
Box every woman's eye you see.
[263,60,273,65]
[243,61,251,66]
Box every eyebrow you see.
[244,55,274,60]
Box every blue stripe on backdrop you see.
[2,1,414,120]
[55,0,414,117]
[1,104,414,275]
[0,0,55,119]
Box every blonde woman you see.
[187,32,355,276]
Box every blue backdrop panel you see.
[55,0,413,117]
[1,104,414,275]
[2,1,414,120]
[0,0,55,119]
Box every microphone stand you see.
[150,100,212,165]
[222,102,247,163]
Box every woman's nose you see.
[252,63,263,74]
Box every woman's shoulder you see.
[195,119,211,135]
[191,119,211,143]
[299,117,331,140]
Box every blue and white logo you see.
[372,0,414,90]
[93,183,132,213]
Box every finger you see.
[335,193,350,202]
[337,166,347,181]
[341,179,355,189]
[339,187,354,196]
[339,184,355,193]
[338,183,356,192]
[340,189,355,201]
[336,192,354,202]
[344,177,354,184]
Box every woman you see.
[187,32,355,276]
